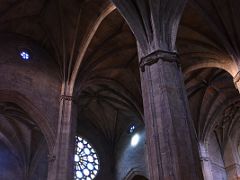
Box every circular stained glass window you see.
[129,125,136,134]
[20,51,30,61]
[74,136,99,180]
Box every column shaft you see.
[199,143,213,180]
[140,51,202,179]
[49,94,77,180]
[224,139,240,180]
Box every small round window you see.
[74,136,99,180]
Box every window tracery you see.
[74,136,99,180]
[20,51,30,61]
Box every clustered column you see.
[199,143,213,180]
[50,91,78,180]
[224,139,240,179]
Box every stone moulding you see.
[233,71,240,90]
[48,154,56,162]
[60,95,73,101]
[139,49,180,72]
[124,168,147,180]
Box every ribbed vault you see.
[184,68,240,142]
[75,10,143,147]
[0,102,48,179]
[0,0,114,81]
[1,0,240,178]
[178,0,240,148]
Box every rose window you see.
[74,136,99,180]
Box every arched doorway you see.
[132,175,148,180]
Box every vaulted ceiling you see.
[179,0,240,144]
[75,10,142,145]
[0,0,240,148]
[0,102,48,179]
[0,0,114,80]
[184,68,240,142]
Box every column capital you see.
[139,50,180,72]
[200,156,210,162]
[60,95,74,101]
[48,154,56,162]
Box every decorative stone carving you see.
[48,154,56,162]
[139,50,180,72]
[60,95,73,101]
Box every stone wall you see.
[115,126,147,180]
[208,131,227,180]
[0,33,61,134]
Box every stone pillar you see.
[48,91,78,180]
[199,143,213,180]
[224,139,240,180]
[225,163,240,180]
[109,0,203,179]
[139,50,202,179]
[234,71,240,93]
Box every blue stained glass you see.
[129,125,136,133]
[74,136,99,180]
[20,51,30,61]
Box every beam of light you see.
[131,133,140,147]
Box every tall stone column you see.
[48,87,78,180]
[199,143,213,180]
[139,50,202,179]
[110,0,203,179]
[224,138,240,180]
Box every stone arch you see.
[184,66,240,179]
[0,90,55,152]
[124,169,148,180]
[203,99,239,144]
[201,128,240,180]
[185,66,239,142]
[69,3,116,92]
[177,2,240,79]
[131,175,148,180]
[183,61,235,77]
[200,100,240,179]
[206,131,227,180]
